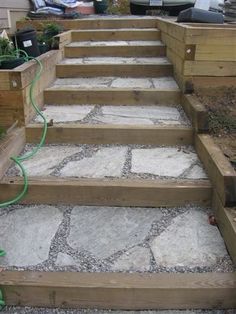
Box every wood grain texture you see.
[195,134,236,206]
[64,45,166,58]
[44,88,181,106]
[181,94,209,132]
[213,192,236,265]
[0,177,212,207]
[0,128,25,179]
[56,63,173,78]
[26,124,193,145]
[71,29,161,41]
[1,271,235,309]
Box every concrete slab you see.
[151,209,228,268]
[131,147,202,178]
[19,146,80,176]
[68,206,162,259]
[60,147,127,178]
[55,253,77,267]
[111,246,151,271]
[186,165,208,179]
[111,78,152,88]
[0,205,63,267]
[54,77,113,88]
[35,105,94,123]
[152,77,179,90]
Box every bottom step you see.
[0,204,235,309]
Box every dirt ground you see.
[196,87,236,170]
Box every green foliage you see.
[0,38,15,58]
[39,23,63,49]
[0,127,6,139]
[106,0,130,15]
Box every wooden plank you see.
[0,128,25,180]
[26,124,193,145]
[53,30,72,51]
[161,32,195,61]
[166,47,184,75]
[195,134,236,206]
[213,192,236,264]
[16,18,158,31]
[64,45,166,58]
[56,63,173,78]
[0,177,212,207]
[157,18,187,42]
[181,94,209,132]
[71,29,161,41]
[0,271,236,309]
[184,60,236,76]
[44,88,181,106]
[0,71,10,90]
[195,44,236,62]
[182,76,236,91]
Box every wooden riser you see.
[17,18,158,31]
[26,125,193,145]
[64,45,166,58]
[0,178,212,207]
[56,64,173,78]
[1,271,236,309]
[71,29,161,42]
[44,89,181,105]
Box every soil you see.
[196,87,236,170]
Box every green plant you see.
[0,126,5,139]
[106,0,130,15]
[0,38,15,60]
[41,23,63,49]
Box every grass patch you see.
[107,0,130,15]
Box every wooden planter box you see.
[0,50,63,129]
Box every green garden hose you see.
[0,51,48,308]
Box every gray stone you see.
[185,165,208,179]
[151,209,228,268]
[68,206,162,259]
[35,105,94,123]
[55,253,77,267]
[111,78,152,89]
[0,205,63,267]
[20,146,80,176]
[111,246,151,271]
[152,77,179,90]
[60,147,127,178]
[54,77,112,88]
[131,147,199,178]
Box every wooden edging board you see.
[213,192,236,265]
[0,127,25,180]
[181,94,209,132]
[0,271,236,309]
[0,177,212,207]
[25,124,193,145]
[195,134,236,206]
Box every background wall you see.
[0,0,30,33]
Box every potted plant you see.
[41,23,63,50]
[0,38,25,69]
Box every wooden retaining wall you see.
[157,18,236,92]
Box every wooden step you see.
[44,77,180,105]
[71,28,161,41]
[26,124,193,145]
[65,41,166,58]
[1,271,235,309]
[56,57,173,78]
[0,177,212,207]
[17,17,158,31]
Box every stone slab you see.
[111,246,151,271]
[60,147,127,178]
[151,209,228,268]
[68,206,162,259]
[0,205,63,267]
[131,147,203,178]
[20,146,80,176]
[68,40,163,47]
[35,105,94,123]
[60,57,170,65]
